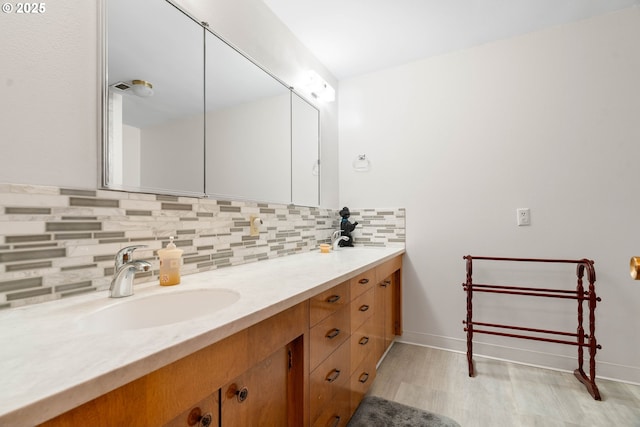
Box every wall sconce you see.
[302,70,335,103]
[131,79,154,97]
[352,154,370,172]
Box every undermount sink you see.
[77,288,240,332]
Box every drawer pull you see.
[358,278,370,285]
[359,304,370,312]
[358,372,370,383]
[326,369,341,382]
[330,415,341,427]
[326,328,341,339]
[326,294,341,304]
[359,336,369,346]
[380,280,391,288]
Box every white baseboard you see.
[398,331,640,386]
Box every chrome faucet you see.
[331,230,349,250]
[109,245,151,298]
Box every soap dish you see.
[319,244,331,253]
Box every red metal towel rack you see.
[462,255,602,400]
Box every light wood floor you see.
[369,343,640,427]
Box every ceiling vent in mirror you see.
[109,81,131,93]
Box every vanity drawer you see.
[350,270,375,299]
[350,287,374,333]
[350,316,375,375]
[312,385,351,427]
[350,350,377,413]
[310,280,350,327]
[310,305,350,370]
[309,341,350,425]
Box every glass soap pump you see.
[157,236,183,286]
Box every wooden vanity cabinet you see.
[39,254,402,427]
[40,303,308,427]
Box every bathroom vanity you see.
[0,247,403,426]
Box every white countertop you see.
[0,246,404,426]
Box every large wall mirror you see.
[104,0,320,206]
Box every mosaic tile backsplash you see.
[0,183,405,309]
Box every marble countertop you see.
[0,246,404,426]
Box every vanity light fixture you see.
[352,154,370,172]
[131,79,154,97]
[302,70,335,103]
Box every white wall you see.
[0,0,339,207]
[0,2,98,188]
[339,8,640,383]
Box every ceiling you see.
[262,0,640,80]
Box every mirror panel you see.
[204,31,291,204]
[106,0,205,195]
[104,0,322,206]
[292,93,320,206]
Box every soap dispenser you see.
[157,236,183,286]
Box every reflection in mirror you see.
[204,31,291,204]
[292,93,320,206]
[106,0,205,195]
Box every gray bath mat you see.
[347,395,461,427]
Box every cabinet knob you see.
[227,384,249,403]
[199,413,213,427]
[359,336,369,346]
[358,278,370,285]
[380,280,391,288]
[359,304,370,312]
[236,386,249,402]
[186,408,213,427]
[330,415,341,427]
[358,372,370,383]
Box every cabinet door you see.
[221,345,289,427]
[374,271,402,360]
[382,274,397,349]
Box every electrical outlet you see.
[249,215,261,236]
[516,208,531,226]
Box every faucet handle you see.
[115,245,147,269]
